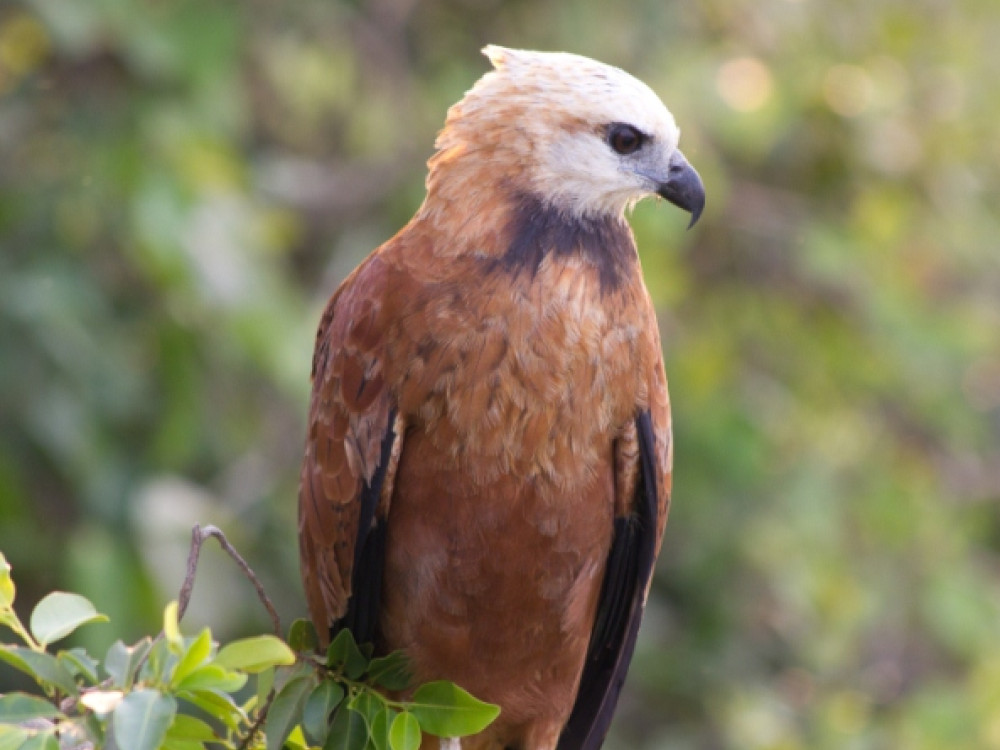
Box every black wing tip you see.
[340,407,398,648]
[558,411,661,750]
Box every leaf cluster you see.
[0,552,498,750]
[273,625,498,750]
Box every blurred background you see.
[1,0,998,747]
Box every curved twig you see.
[177,524,283,637]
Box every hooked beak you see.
[656,150,705,229]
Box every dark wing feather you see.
[299,256,401,647]
[338,408,397,644]
[557,410,665,750]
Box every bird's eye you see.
[608,124,645,155]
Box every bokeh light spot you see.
[823,64,874,117]
[716,56,775,112]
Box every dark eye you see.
[608,123,645,155]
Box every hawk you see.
[299,46,705,750]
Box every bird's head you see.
[431,46,704,226]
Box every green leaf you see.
[288,618,319,653]
[29,592,108,648]
[112,690,176,750]
[389,712,421,750]
[174,663,247,692]
[0,646,80,696]
[58,647,99,684]
[326,630,368,679]
[0,725,28,750]
[302,679,345,746]
[165,713,218,742]
[161,739,204,750]
[284,725,310,750]
[0,552,14,608]
[215,634,296,673]
[370,707,397,750]
[104,638,153,689]
[175,689,245,731]
[140,638,177,685]
[409,681,500,738]
[0,692,59,722]
[257,665,275,707]
[17,732,58,750]
[170,628,212,686]
[324,706,369,750]
[347,690,383,731]
[366,652,412,691]
[265,673,316,750]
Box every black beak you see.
[656,150,705,229]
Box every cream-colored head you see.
[431,46,704,223]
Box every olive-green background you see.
[1,1,998,747]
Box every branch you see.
[177,524,283,637]
[238,687,277,750]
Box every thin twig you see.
[237,688,277,750]
[177,524,283,637]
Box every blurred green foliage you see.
[1,0,998,748]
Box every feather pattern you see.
[299,46,695,750]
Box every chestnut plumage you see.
[299,46,703,750]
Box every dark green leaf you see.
[0,646,79,696]
[324,706,369,750]
[58,648,99,684]
[112,690,176,750]
[409,681,500,738]
[29,592,107,648]
[370,707,397,750]
[326,630,369,680]
[347,689,383,730]
[0,692,59,722]
[215,634,296,673]
[175,689,245,731]
[287,619,319,653]
[302,679,346,746]
[265,673,316,750]
[389,712,421,750]
[366,652,412,691]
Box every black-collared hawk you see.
[299,46,705,750]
